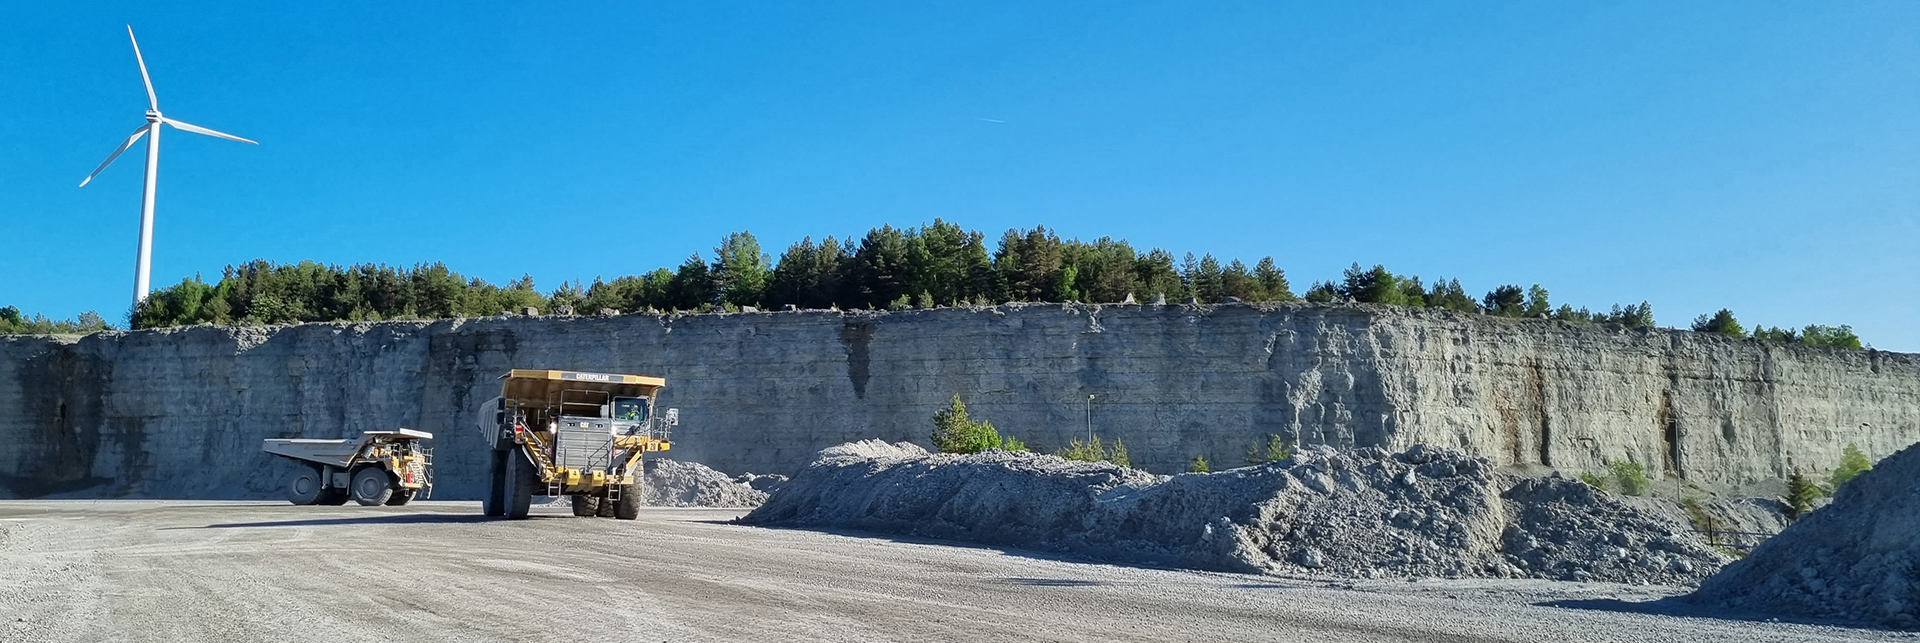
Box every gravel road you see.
[0,501,1906,642]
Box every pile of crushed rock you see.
[742,440,1728,584]
[641,458,770,508]
[1689,442,1920,629]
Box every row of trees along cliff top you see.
[16,220,1863,349]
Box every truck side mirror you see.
[665,408,679,426]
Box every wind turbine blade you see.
[79,124,151,187]
[127,26,158,111]
[162,117,257,144]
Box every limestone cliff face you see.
[2,304,1914,499]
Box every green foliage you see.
[1056,435,1107,463]
[930,395,1006,454]
[1679,497,1712,531]
[1303,281,1338,303]
[1482,284,1525,316]
[1691,309,1746,338]
[712,231,770,307]
[1610,460,1649,496]
[0,306,113,334]
[1523,285,1552,318]
[1425,278,1477,312]
[1000,434,1029,452]
[1830,443,1872,489]
[1340,263,1418,306]
[1251,257,1294,302]
[1188,455,1212,473]
[1752,324,1865,350]
[1579,471,1609,490]
[1605,301,1656,329]
[1786,467,1824,519]
[102,220,1862,346]
[1108,438,1130,468]
[1799,324,1863,349]
[1245,433,1293,465]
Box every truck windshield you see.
[612,397,649,420]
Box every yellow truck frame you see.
[476,369,676,520]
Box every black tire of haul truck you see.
[503,449,538,520]
[286,463,325,505]
[482,449,508,517]
[351,467,395,506]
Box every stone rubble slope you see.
[742,440,1728,585]
[641,458,769,508]
[1689,441,1920,629]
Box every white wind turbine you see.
[80,26,257,307]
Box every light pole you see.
[1085,394,1095,443]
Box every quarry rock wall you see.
[2,303,1915,500]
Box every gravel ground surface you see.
[0,501,1909,643]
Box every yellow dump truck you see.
[475,369,676,520]
[263,429,433,506]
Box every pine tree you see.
[1786,467,1823,520]
[1133,249,1183,301]
[1483,285,1526,316]
[851,226,912,309]
[1251,257,1294,301]
[667,254,713,311]
[1221,259,1256,301]
[1830,443,1872,489]
[711,231,770,308]
[1523,285,1551,317]
[1691,309,1745,338]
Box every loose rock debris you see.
[742,440,1728,585]
[1690,441,1920,629]
[642,458,770,508]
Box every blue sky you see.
[2,2,1914,350]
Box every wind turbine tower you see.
[80,26,257,307]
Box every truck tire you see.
[286,463,325,505]
[482,449,508,517]
[614,482,641,520]
[571,494,599,517]
[350,467,395,506]
[385,490,415,506]
[591,491,614,522]
[504,450,537,520]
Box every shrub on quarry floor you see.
[1610,461,1649,496]
[931,395,1025,454]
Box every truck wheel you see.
[350,467,395,506]
[286,464,325,505]
[504,450,537,520]
[571,494,599,517]
[595,489,617,517]
[614,482,641,520]
[482,449,508,517]
[385,490,415,506]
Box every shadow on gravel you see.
[999,577,1106,587]
[1543,597,1893,633]
[176,514,563,529]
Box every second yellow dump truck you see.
[475,369,676,520]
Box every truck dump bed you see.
[263,429,433,468]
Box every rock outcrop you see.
[1,303,1915,499]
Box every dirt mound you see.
[742,441,1727,584]
[643,458,769,508]
[1689,442,1920,629]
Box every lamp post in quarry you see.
[1085,394,1095,444]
